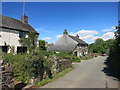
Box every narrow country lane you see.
[42,56,119,88]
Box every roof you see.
[0,15,38,34]
[68,35,88,45]
[48,34,88,52]
[48,45,76,52]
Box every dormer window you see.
[19,31,26,38]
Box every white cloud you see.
[55,29,115,44]
[56,35,63,38]
[55,30,99,43]
[102,26,116,32]
[70,30,98,36]
[80,35,99,40]
[112,26,116,29]
[102,29,112,32]
[102,32,115,40]
[69,30,99,43]
[43,37,52,40]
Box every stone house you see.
[48,29,88,57]
[0,15,39,54]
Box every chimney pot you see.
[63,29,68,35]
[76,34,79,38]
[21,14,28,24]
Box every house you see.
[48,29,88,57]
[0,15,39,54]
[45,42,54,48]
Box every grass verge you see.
[81,56,93,61]
[33,66,74,87]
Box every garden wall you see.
[43,55,72,78]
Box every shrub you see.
[53,51,81,62]
[3,50,48,83]
[54,51,72,59]
[3,53,28,83]
[23,50,46,81]
[71,55,81,62]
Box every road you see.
[42,56,119,88]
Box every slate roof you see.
[68,35,88,45]
[0,15,38,34]
[48,34,88,52]
[48,45,77,52]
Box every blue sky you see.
[2,2,118,44]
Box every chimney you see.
[21,14,28,24]
[63,29,68,35]
[76,34,79,38]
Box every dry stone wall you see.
[0,56,14,90]
[47,55,72,75]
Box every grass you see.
[33,66,74,87]
[81,56,93,61]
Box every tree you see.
[108,22,120,75]
[39,40,46,50]
[89,38,105,54]
[88,38,115,54]
[95,38,104,45]
[105,39,116,49]
[19,32,38,52]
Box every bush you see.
[3,53,29,83]
[54,51,72,59]
[3,50,48,83]
[53,51,81,62]
[81,55,93,60]
[71,55,81,62]
[23,50,46,81]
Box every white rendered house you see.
[0,15,39,54]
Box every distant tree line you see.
[88,38,115,55]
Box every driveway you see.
[42,56,119,88]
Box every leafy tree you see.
[89,38,105,54]
[95,38,104,45]
[19,32,38,52]
[88,38,115,54]
[108,22,120,75]
[39,40,46,50]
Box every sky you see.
[2,2,118,44]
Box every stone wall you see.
[0,56,14,90]
[47,55,72,75]
[29,55,72,84]
[0,55,72,87]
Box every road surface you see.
[42,56,119,88]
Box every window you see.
[17,47,27,54]
[19,31,26,38]
[0,46,8,53]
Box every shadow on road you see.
[102,57,120,81]
[15,82,27,90]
